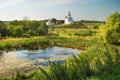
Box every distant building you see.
[64,12,74,24]
[46,19,54,26]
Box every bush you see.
[13,25,24,37]
[98,12,120,44]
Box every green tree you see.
[37,22,48,35]
[7,25,15,36]
[13,26,24,37]
[9,20,20,26]
[106,12,120,27]
[51,18,57,24]
[0,21,7,37]
[56,20,64,24]
[105,24,120,44]
[105,12,120,44]
[7,20,48,37]
[99,12,120,44]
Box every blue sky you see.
[0,0,120,21]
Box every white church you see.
[64,12,74,24]
[46,11,74,26]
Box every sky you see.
[0,0,120,21]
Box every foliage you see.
[105,25,120,44]
[51,18,57,24]
[13,26,24,37]
[40,42,119,80]
[99,12,120,44]
[0,37,49,50]
[37,22,48,35]
[0,37,90,50]
[105,12,120,44]
[56,20,64,25]
[0,21,7,37]
[106,12,120,27]
[0,20,48,37]
[12,70,46,80]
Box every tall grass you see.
[0,37,49,50]
[0,37,91,51]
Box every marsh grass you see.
[0,37,48,50]
[0,37,91,51]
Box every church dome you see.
[64,12,74,24]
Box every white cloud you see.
[0,0,26,8]
[0,0,96,9]
[21,0,98,9]
[20,0,75,9]
[39,0,74,7]
[79,0,101,3]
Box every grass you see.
[48,28,98,37]
[0,35,94,51]
[82,22,102,28]
[0,37,49,51]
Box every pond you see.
[0,46,84,76]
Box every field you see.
[49,28,97,37]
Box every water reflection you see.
[0,46,84,75]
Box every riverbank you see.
[0,36,93,78]
[0,37,48,51]
[0,36,92,52]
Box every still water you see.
[0,46,84,75]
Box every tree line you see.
[81,20,105,23]
[0,20,48,37]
